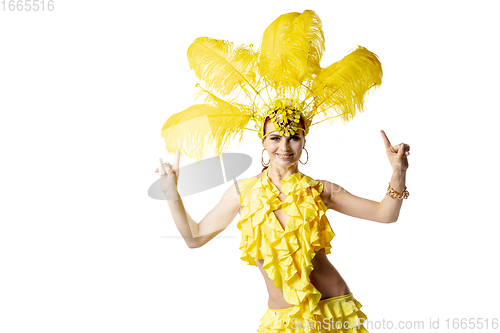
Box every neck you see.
[266,165,301,182]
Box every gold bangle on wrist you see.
[386,183,409,200]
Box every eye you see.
[270,136,300,141]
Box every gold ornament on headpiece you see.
[257,98,311,139]
[161,10,383,162]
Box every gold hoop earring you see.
[261,149,270,167]
[299,148,309,165]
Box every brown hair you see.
[261,116,306,172]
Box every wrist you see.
[389,169,406,193]
[391,167,407,176]
[386,182,409,200]
[163,186,179,201]
[391,163,407,174]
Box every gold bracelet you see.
[386,183,409,200]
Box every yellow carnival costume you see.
[160,9,381,333]
[238,169,368,332]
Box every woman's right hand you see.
[155,149,180,199]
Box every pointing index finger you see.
[380,130,396,153]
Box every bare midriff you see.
[254,249,350,310]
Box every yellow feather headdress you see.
[161,10,383,162]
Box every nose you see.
[279,137,291,151]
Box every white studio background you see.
[1,1,499,332]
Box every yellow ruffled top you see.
[237,169,336,322]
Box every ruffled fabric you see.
[237,169,336,323]
[258,294,369,333]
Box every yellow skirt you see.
[257,293,369,333]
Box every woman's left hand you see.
[380,130,409,172]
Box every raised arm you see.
[156,149,242,249]
[319,130,409,223]
[320,180,386,223]
[319,172,405,224]
[165,181,241,249]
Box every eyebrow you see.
[269,133,301,137]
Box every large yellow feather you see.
[308,46,383,123]
[161,97,252,162]
[258,12,302,91]
[187,37,259,99]
[290,10,325,79]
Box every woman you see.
[155,115,409,332]
[155,10,410,332]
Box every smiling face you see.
[262,117,306,167]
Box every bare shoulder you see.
[316,179,342,195]
[227,179,243,201]
[316,179,346,209]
